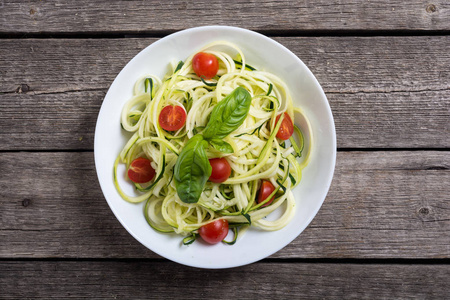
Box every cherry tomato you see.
[192,52,219,79]
[208,158,231,183]
[275,112,294,140]
[198,219,229,244]
[127,157,156,183]
[158,105,187,131]
[257,180,275,207]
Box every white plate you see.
[94,26,336,269]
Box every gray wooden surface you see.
[1,37,449,150]
[0,0,449,299]
[2,151,449,259]
[1,0,449,33]
[2,262,450,299]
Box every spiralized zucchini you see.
[114,41,312,243]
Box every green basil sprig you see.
[175,86,251,204]
[203,86,252,140]
[174,134,211,203]
[209,139,234,154]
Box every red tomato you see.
[275,112,294,140]
[158,105,187,131]
[127,157,156,183]
[257,180,275,207]
[198,219,229,244]
[192,52,219,79]
[209,158,231,183]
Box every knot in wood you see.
[426,4,437,13]
[16,84,30,93]
[419,207,429,215]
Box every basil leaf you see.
[203,87,252,140]
[209,139,234,154]
[174,134,211,203]
[192,126,205,136]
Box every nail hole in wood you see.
[22,199,31,207]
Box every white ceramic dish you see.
[94,26,336,269]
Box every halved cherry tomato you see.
[127,157,156,183]
[208,158,231,183]
[192,52,219,79]
[257,180,275,207]
[275,112,294,140]
[158,105,187,131]
[198,219,229,244]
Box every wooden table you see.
[1,1,449,298]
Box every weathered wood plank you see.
[2,37,449,94]
[0,90,104,150]
[0,37,449,149]
[1,151,449,259]
[0,90,448,150]
[1,261,449,299]
[0,0,449,33]
[330,90,449,148]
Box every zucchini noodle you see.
[114,41,313,243]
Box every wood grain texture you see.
[2,37,449,94]
[1,90,448,150]
[0,37,449,150]
[1,0,449,33]
[1,151,449,259]
[1,261,449,299]
[1,1,449,298]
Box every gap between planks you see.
[1,257,450,265]
[0,149,449,153]
[0,29,449,39]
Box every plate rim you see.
[94,25,336,269]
